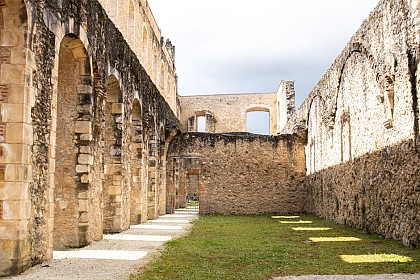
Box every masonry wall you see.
[0,0,181,276]
[96,0,178,113]
[167,133,307,215]
[282,0,420,247]
[179,93,277,135]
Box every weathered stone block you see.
[80,174,91,183]
[76,85,93,94]
[0,182,29,200]
[4,123,33,145]
[2,200,30,220]
[0,64,25,85]
[79,146,91,154]
[0,104,31,124]
[79,133,93,141]
[78,154,93,165]
[76,165,89,173]
[0,29,25,47]
[10,47,26,65]
[107,185,122,196]
[111,103,124,115]
[74,121,92,134]
[0,144,30,165]
[3,164,30,182]
[78,199,88,212]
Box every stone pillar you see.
[0,1,33,275]
[277,80,296,133]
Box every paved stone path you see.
[5,208,199,280]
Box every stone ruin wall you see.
[282,0,420,247]
[179,93,278,135]
[0,0,181,275]
[96,0,178,113]
[2,0,420,277]
[167,132,307,215]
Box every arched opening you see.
[306,97,325,174]
[130,99,144,224]
[127,0,135,44]
[157,126,166,215]
[147,104,158,219]
[103,75,129,232]
[54,35,94,249]
[246,108,270,135]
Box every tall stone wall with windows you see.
[282,0,420,247]
[96,0,178,113]
[179,93,278,135]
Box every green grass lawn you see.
[132,214,420,280]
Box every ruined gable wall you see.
[282,0,420,247]
[179,93,277,135]
[168,133,307,214]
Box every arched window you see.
[246,108,270,135]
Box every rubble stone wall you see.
[167,133,307,215]
[282,0,420,247]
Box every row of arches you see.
[305,40,416,174]
[52,35,171,248]
[101,0,177,111]
[0,0,180,275]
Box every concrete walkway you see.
[6,208,199,280]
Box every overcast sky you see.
[148,0,379,108]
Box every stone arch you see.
[333,50,382,162]
[162,129,179,214]
[130,97,144,224]
[306,95,326,174]
[145,100,158,219]
[331,42,393,128]
[103,74,129,232]
[53,34,99,250]
[157,125,166,215]
[190,110,216,133]
[245,106,271,135]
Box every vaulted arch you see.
[130,98,145,224]
[54,34,99,249]
[103,74,130,233]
